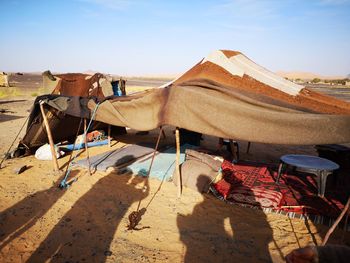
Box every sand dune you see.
[276,71,346,80]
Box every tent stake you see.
[39,101,59,171]
[175,128,181,198]
[84,119,92,176]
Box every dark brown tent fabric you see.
[173,50,350,115]
[14,95,107,156]
[43,71,110,98]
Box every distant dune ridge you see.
[276,71,347,80]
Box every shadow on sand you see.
[177,175,274,262]
[27,172,149,262]
[0,173,73,250]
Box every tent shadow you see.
[0,172,73,249]
[0,113,23,123]
[27,172,149,263]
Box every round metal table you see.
[276,154,339,197]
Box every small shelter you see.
[0,72,9,87]
[14,71,123,156]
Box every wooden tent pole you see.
[175,128,181,198]
[160,126,166,139]
[229,140,238,162]
[84,119,92,176]
[322,196,350,245]
[108,124,111,147]
[246,142,251,154]
[39,101,59,171]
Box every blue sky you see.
[1,0,349,76]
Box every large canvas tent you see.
[15,50,350,155]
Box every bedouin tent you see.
[15,50,350,156]
[14,72,122,156]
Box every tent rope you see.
[128,127,163,230]
[135,126,163,212]
[59,102,101,189]
[0,114,30,169]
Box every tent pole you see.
[246,142,251,154]
[160,126,166,139]
[229,139,238,162]
[39,101,59,171]
[108,124,111,147]
[175,128,181,198]
[84,119,92,176]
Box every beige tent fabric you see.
[90,79,350,145]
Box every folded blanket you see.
[228,186,283,208]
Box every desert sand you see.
[0,80,349,263]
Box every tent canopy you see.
[83,50,350,145]
[16,50,350,154]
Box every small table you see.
[276,154,339,197]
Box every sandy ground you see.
[0,83,349,263]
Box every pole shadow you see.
[27,172,149,262]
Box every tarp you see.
[73,143,155,171]
[125,144,197,181]
[74,143,197,181]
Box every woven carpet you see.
[211,160,349,228]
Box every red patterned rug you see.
[211,160,348,223]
